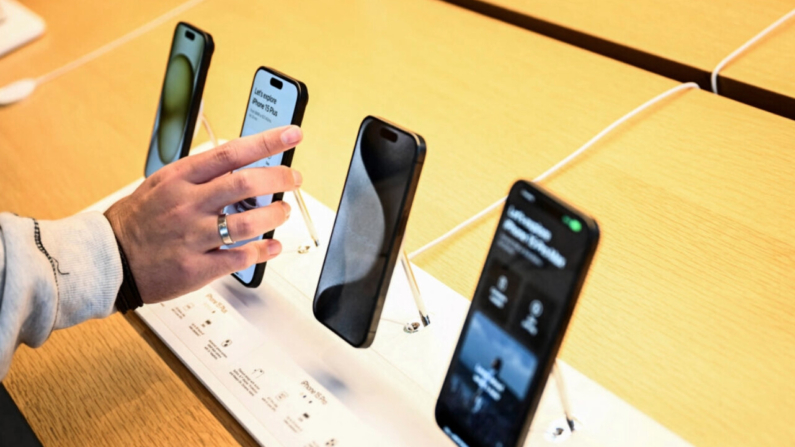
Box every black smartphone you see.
[435,180,599,447]
[144,22,214,177]
[313,117,426,348]
[223,66,308,288]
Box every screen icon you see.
[562,215,582,233]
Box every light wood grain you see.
[1,1,257,445]
[6,313,257,446]
[0,0,794,446]
[481,0,795,100]
[4,0,193,86]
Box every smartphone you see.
[223,66,308,288]
[144,22,214,177]
[313,117,426,348]
[435,180,599,447]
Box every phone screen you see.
[225,69,298,284]
[145,23,207,177]
[436,182,597,447]
[313,118,423,347]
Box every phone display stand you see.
[85,173,690,447]
[196,106,219,148]
[192,117,316,252]
[0,0,45,58]
[191,119,434,334]
[91,137,690,446]
[400,248,432,332]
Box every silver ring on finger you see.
[218,214,235,245]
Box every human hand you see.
[104,125,304,304]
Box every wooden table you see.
[3,0,190,86]
[1,0,793,446]
[445,0,795,120]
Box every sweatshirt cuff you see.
[38,212,123,330]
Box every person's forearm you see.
[0,212,123,380]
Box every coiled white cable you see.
[408,82,701,260]
[711,8,795,95]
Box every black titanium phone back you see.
[313,116,426,348]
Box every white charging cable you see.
[0,0,206,105]
[711,8,795,95]
[407,82,700,261]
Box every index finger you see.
[184,125,303,183]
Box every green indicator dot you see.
[563,215,582,232]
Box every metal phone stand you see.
[198,112,432,334]
[546,360,580,442]
[198,113,575,440]
[197,110,318,250]
[400,248,432,332]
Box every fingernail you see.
[266,239,282,256]
[280,126,302,146]
[292,169,303,187]
[282,201,291,219]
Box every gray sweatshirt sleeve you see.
[0,212,123,380]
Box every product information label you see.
[151,288,374,447]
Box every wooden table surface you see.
[1,0,794,446]
[2,0,191,86]
[447,0,795,118]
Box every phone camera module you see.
[185,30,196,41]
[379,128,398,142]
[270,78,283,89]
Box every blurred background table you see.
[0,0,188,86]
[445,0,795,119]
[1,0,793,446]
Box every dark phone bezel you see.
[434,180,600,447]
[231,66,309,288]
[312,116,426,348]
[144,22,214,178]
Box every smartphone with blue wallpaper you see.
[436,180,599,447]
[223,66,308,288]
[144,22,213,177]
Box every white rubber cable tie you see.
[34,0,206,86]
[711,8,795,95]
[407,82,701,261]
